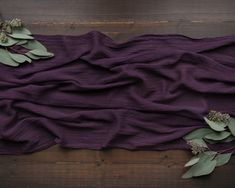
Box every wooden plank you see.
[1,0,234,38]
[0,147,189,164]
[0,0,234,22]
[24,21,235,39]
[0,147,235,188]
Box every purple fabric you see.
[0,31,235,154]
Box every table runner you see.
[0,31,235,154]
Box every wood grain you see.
[0,147,235,188]
[0,0,235,38]
[1,0,235,22]
[0,0,235,187]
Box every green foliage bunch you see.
[0,18,54,67]
[182,110,235,178]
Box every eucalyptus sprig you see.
[182,110,235,179]
[0,18,54,67]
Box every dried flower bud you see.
[10,18,22,28]
[187,140,207,155]
[223,113,230,121]
[5,24,12,33]
[0,32,8,43]
[207,110,230,123]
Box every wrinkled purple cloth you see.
[0,31,235,154]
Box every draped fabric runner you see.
[0,31,235,154]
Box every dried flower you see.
[207,110,230,123]
[0,32,8,43]
[1,22,12,33]
[187,140,207,155]
[5,24,12,33]
[9,18,22,28]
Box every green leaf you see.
[215,153,232,167]
[12,27,32,35]
[22,40,47,51]
[16,40,28,45]
[8,33,34,40]
[221,135,235,143]
[205,131,231,141]
[0,37,19,47]
[182,167,194,179]
[25,52,40,60]
[192,159,217,177]
[0,49,19,67]
[182,152,217,179]
[184,128,214,140]
[8,52,32,63]
[184,156,200,167]
[29,49,54,57]
[204,139,219,144]
[228,117,235,136]
[204,151,217,155]
[204,117,226,132]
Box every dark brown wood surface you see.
[0,0,235,187]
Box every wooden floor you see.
[0,0,235,187]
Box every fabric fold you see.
[0,31,235,154]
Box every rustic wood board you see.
[1,0,235,39]
[0,0,235,187]
[0,147,235,188]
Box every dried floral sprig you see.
[187,140,208,155]
[9,18,22,28]
[207,110,230,123]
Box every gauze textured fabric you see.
[0,31,235,154]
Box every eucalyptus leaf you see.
[192,159,217,178]
[182,167,194,179]
[228,117,235,136]
[22,40,47,51]
[184,156,200,167]
[221,135,235,143]
[25,52,40,60]
[205,131,231,141]
[8,33,34,40]
[8,51,32,63]
[182,152,217,179]
[0,37,19,47]
[184,128,214,140]
[0,48,19,67]
[215,153,232,167]
[29,49,54,57]
[204,139,219,144]
[204,151,218,155]
[16,40,28,45]
[204,117,226,132]
[12,27,32,35]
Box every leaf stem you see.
[216,147,235,154]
